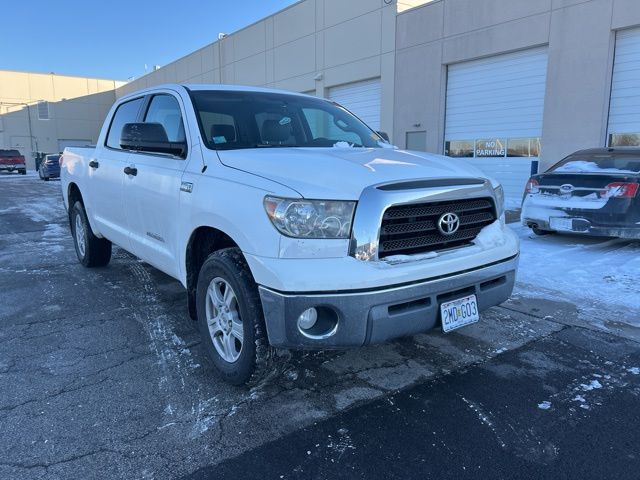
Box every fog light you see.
[297,308,318,330]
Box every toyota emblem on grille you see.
[438,212,460,236]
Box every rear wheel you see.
[70,201,112,267]
[196,248,273,385]
[20,169,26,175]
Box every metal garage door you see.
[608,28,640,147]
[329,79,381,131]
[445,47,548,207]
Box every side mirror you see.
[120,123,186,158]
[376,131,390,142]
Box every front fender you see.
[175,173,285,286]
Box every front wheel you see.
[70,201,112,267]
[196,248,273,385]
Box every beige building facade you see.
[4,0,640,204]
[0,70,124,169]
[115,0,420,136]
[394,0,640,202]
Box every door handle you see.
[124,166,138,176]
[89,160,99,169]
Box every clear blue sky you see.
[1,0,297,80]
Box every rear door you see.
[89,97,145,250]
[123,91,190,277]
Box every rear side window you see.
[106,97,144,149]
[144,94,186,143]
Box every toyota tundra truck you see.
[60,85,519,385]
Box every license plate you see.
[441,294,479,333]
[549,217,573,231]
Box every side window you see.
[144,95,186,143]
[106,97,144,149]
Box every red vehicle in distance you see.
[0,149,27,175]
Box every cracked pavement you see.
[1,174,638,479]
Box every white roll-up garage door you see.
[329,79,381,131]
[608,28,640,146]
[445,47,548,207]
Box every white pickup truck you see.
[61,84,519,384]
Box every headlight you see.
[264,196,356,239]
[493,185,505,218]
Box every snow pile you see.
[473,220,506,249]
[333,141,354,149]
[580,379,603,391]
[383,251,438,265]
[538,401,552,410]
[554,160,639,174]
[523,192,607,212]
[513,223,640,323]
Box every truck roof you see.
[119,83,315,101]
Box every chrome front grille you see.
[378,198,496,258]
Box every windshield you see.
[190,90,384,150]
[551,153,640,174]
[0,150,21,157]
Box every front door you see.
[123,93,189,277]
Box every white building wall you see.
[0,70,124,169]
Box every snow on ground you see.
[511,223,640,321]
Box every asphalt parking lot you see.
[1,174,639,480]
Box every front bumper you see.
[259,254,518,348]
[0,164,25,171]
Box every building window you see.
[609,133,640,147]
[445,140,474,157]
[37,101,50,120]
[507,138,541,157]
[445,138,542,158]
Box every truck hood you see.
[217,147,492,199]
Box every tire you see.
[20,169,26,175]
[196,247,273,385]
[38,168,44,180]
[70,201,112,267]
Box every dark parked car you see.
[38,153,61,181]
[522,147,640,239]
[0,149,26,175]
